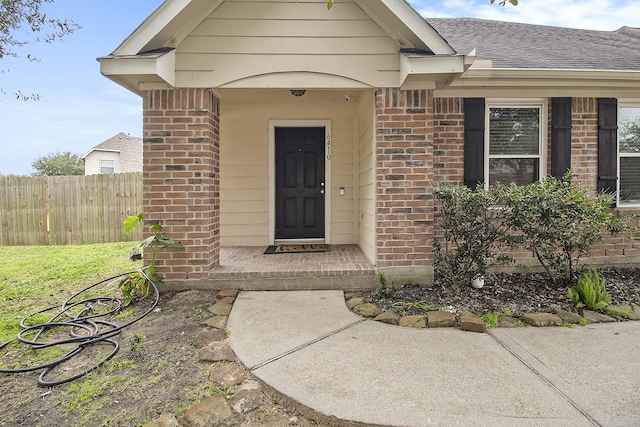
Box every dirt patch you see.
[0,286,317,427]
[2,268,638,427]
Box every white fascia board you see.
[81,149,120,160]
[400,54,467,83]
[114,0,223,56]
[99,50,176,91]
[450,68,640,88]
[354,0,454,54]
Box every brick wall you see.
[570,98,599,190]
[433,97,464,184]
[142,88,220,280]
[430,96,639,262]
[375,88,434,267]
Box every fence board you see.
[0,173,142,246]
[0,176,49,245]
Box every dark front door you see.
[275,127,325,239]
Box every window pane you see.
[100,160,115,174]
[489,107,540,155]
[620,157,640,204]
[619,107,640,154]
[489,158,539,186]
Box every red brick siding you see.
[142,88,220,280]
[433,97,464,184]
[375,88,434,267]
[571,98,599,189]
[429,96,639,262]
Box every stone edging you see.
[344,292,640,333]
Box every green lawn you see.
[0,242,142,344]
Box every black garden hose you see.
[0,270,159,387]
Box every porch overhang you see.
[400,49,475,90]
[435,68,640,98]
[98,49,176,96]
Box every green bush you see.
[433,183,512,291]
[568,270,634,318]
[568,269,610,310]
[502,172,632,286]
[433,172,636,290]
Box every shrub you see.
[433,183,512,291]
[569,269,633,318]
[568,269,610,310]
[502,171,633,287]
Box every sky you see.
[0,0,638,176]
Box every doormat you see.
[264,244,330,254]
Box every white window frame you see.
[484,99,547,187]
[100,159,115,174]
[617,100,640,207]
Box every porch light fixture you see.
[290,89,306,97]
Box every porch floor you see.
[209,245,377,290]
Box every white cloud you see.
[410,0,638,30]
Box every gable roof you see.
[82,132,142,159]
[99,0,468,93]
[428,18,640,71]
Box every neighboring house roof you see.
[82,132,143,174]
[428,18,640,71]
[82,132,141,158]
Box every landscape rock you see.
[498,316,523,328]
[608,304,640,320]
[231,380,263,414]
[200,342,236,362]
[374,311,399,325]
[582,310,616,324]
[201,316,228,329]
[346,297,365,309]
[353,303,382,318]
[398,315,426,328]
[218,296,236,305]
[554,309,583,324]
[145,414,183,427]
[183,395,233,427]
[209,363,246,388]
[521,312,562,327]
[459,315,486,333]
[344,292,361,300]
[208,302,233,316]
[427,311,455,328]
[217,289,239,299]
[193,328,226,347]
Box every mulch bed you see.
[365,267,640,319]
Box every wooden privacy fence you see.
[0,173,143,245]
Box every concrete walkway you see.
[227,290,640,427]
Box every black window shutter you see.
[551,97,572,178]
[598,98,618,203]
[464,98,485,189]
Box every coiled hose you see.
[0,270,159,387]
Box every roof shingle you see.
[427,18,640,71]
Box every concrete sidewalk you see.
[227,290,640,427]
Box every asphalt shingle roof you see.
[427,18,640,71]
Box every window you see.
[100,159,115,174]
[618,103,640,206]
[485,101,546,186]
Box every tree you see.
[620,117,640,153]
[1,0,80,100]
[31,151,84,175]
